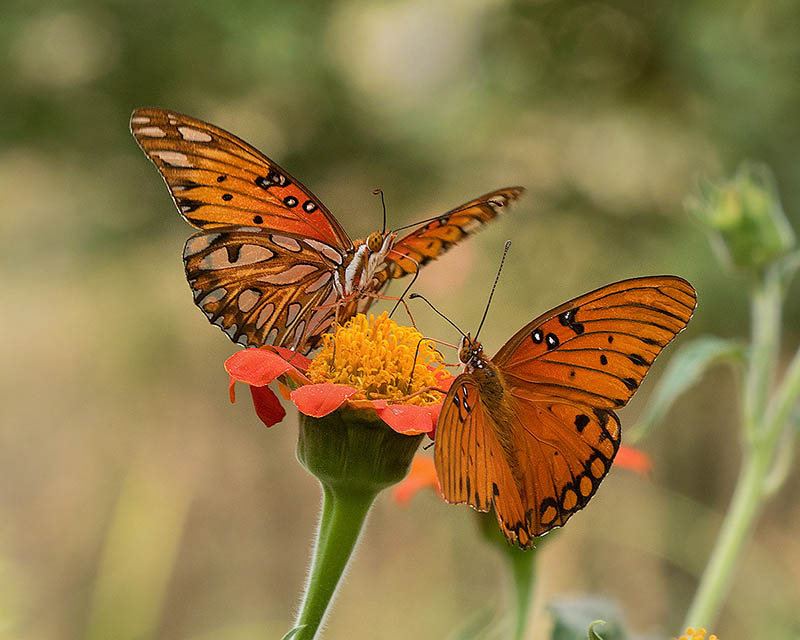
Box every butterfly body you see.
[435,276,697,548]
[131,107,524,353]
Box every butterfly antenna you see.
[408,293,467,339]
[475,240,511,341]
[373,188,387,234]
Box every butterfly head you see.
[458,334,485,368]
[366,231,385,252]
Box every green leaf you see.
[548,596,627,640]
[281,626,307,640]
[627,335,746,443]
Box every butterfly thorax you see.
[459,336,505,413]
[337,232,397,296]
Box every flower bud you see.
[687,162,795,271]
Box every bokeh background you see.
[3,0,800,638]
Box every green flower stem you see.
[684,264,799,629]
[293,482,377,640]
[289,410,423,640]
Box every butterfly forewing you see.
[131,108,352,247]
[495,276,697,409]
[183,227,341,353]
[383,187,525,280]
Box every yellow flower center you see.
[674,628,719,640]
[307,312,446,406]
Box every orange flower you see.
[226,313,454,435]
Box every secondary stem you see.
[684,265,785,629]
[682,450,768,628]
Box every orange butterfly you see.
[130,107,524,353]
[431,275,696,548]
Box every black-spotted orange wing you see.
[435,276,696,548]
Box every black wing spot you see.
[283,196,298,208]
[177,198,203,214]
[600,354,608,365]
[628,353,650,366]
[216,175,227,182]
[222,193,233,201]
[253,215,263,224]
[622,377,639,391]
[545,333,559,350]
[531,329,543,344]
[225,244,242,263]
[569,370,575,378]
[608,335,614,344]
[173,179,201,191]
[492,482,499,497]
[558,309,585,335]
[302,200,317,213]
[574,414,590,432]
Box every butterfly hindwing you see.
[500,398,621,537]
[131,108,352,247]
[183,227,342,352]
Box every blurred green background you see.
[2,0,799,638]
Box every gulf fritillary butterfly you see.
[433,275,696,548]
[130,107,524,353]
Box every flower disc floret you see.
[675,627,719,640]
[307,312,446,406]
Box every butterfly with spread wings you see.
[432,275,696,548]
[131,107,524,353]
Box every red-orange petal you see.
[615,445,652,475]
[374,403,437,435]
[225,348,309,387]
[228,375,237,403]
[392,456,441,504]
[250,385,286,428]
[290,383,358,418]
[269,346,312,372]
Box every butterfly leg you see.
[386,251,423,321]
